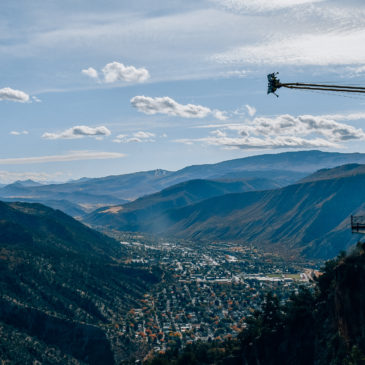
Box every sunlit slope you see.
[3,150,365,216]
[88,165,365,259]
[85,178,279,229]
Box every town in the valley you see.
[103,232,321,357]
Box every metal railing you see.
[351,215,365,233]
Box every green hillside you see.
[0,201,161,364]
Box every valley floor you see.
[104,232,321,361]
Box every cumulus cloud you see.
[10,130,29,136]
[82,62,150,83]
[245,114,365,142]
[42,125,111,140]
[82,67,99,79]
[0,87,30,103]
[113,131,156,143]
[0,151,125,165]
[102,62,150,83]
[214,0,325,13]
[131,95,227,120]
[175,113,365,150]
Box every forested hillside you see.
[0,201,161,364]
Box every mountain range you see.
[85,178,280,230]
[2,150,365,217]
[2,151,365,362]
[85,163,365,260]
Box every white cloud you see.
[0,87,30,103]
[0,151,125,165]
[114,134,127,140]
[42,125,111,140]
[3,3,365,90]
[82,67,99,79]
[32,96,42,103]
[194,122,244,129]
[177,135,337,149]
[175,113,365,149]
[345,65,365,76]
[224,70,249,78]
[113,136,142,143]
[134,131,155,139]
[131,95,227,120]
[211,129,227,138]
[214,0,325,13]
[215,30,365,66]
[245,104,256,117]
[10,130,29,136]
[82,62,150,84]
[113,131,156,143]
[244,114,365,142]
[102,62,150,83]
[213,110,228,121]
[320,112,365,122]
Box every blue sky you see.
[1,0,365,183]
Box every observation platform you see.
[351,215,365,234]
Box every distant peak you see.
[13,179,43,187]
[154,169,168,176]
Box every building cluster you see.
[111,235,317,355]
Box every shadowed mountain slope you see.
[85,178,279,229]
[299,163,365,183]
[86,165,365,260]
[2,150,365,217]
[0,201,160,364]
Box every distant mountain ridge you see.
[2,150,365,217]
[299,163,365,183]
[85,178,280,230]
[13,179,43,187]
[85,163,365,260]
